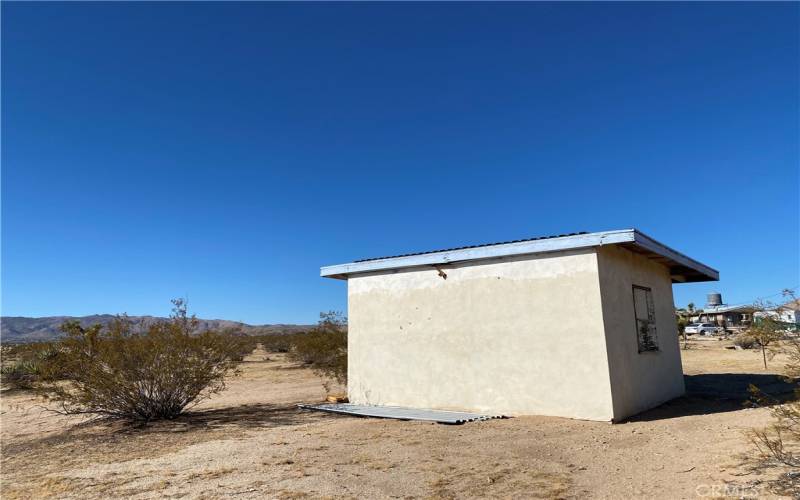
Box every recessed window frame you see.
[632,285,659,353]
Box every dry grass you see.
[1,341,795,499]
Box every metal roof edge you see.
[631,229,719,280]
[320,230,634,278]
[700,303,755,313]
[320,228,719,282]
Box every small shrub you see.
[287,311,347,383]
[259,334,295,353]
[1,360,40,389]
[37,299,243,421]
[734,334,757,350]
[0,342,66,390]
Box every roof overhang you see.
[320,229,719,283]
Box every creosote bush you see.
[257,334,294,353]
[749,290,800,496]
[287,311,347,384]
[37,299,245,421]
[750,336,800,494]
[219,328,258,362]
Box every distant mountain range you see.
[0,315,314,344]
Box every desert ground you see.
[1,339,796,499]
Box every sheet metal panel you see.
[319,228,718,282]
[298,403,505,425]
[320,230,634,278]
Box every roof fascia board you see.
[632,230,719,280]
[320,230,635,278]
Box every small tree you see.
[749,300,785,370]
[37,299,243,421]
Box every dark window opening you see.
[632,285,659,352]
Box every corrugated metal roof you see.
[699,304,755,313]
[320,228,719,283]
[354,231,588,263]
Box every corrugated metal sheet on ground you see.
[298,403,505,424]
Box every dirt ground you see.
[1,339,796,499]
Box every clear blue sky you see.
[2,2,798,324]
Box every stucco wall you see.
[596,245,685,421]
[347,249,616,421]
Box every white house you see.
[321,229,718,422]
[754,299,800,328]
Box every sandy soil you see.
[1,339,796,499]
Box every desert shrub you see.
[37,299,243,421]
[219,329,257,362]
[0,342,66,389]
[750,335,800,470]
[734,334,757,350]
[1,360,40,389]
[749,290,800,496]
[258,333,296,353]
[287,311,347,383]
[1,343,26,359]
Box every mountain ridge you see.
[1,315,314,343]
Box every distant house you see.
[321,229,718,422]
[754,299,800,328]
[691,304,755,329]
[780,299,800,324]
[691,295,800,330]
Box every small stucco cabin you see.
[321,229,718,422]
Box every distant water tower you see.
[706,293,723,307]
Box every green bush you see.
[287,311,347,383]
[37,300,244,421]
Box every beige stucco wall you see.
[347,249,616,421]
[596,245,685,421]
